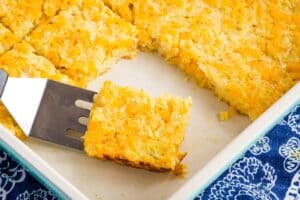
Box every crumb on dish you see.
[218,107,237,121]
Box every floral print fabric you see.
[196,105,300,200]
[0,148,57,200]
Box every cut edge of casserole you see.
[103,0,298,120]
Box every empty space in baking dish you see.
[24,52,250,200]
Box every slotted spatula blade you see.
[0,69,96,150]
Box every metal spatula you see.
[0,69,96,150]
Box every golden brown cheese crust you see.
[287,62,300,81]
[104,0,298,119]
[0,0,44,39]
[43,0,83,18]
[27,0,138,88]
[0,42,76,85]
[84,81,192,174]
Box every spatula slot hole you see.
[78,117,88,126]
[65,129,83,141]
[75,99,93,110]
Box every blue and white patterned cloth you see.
[0,147,57,200]
[195,104,300,200]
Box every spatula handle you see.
[0,69,8,98]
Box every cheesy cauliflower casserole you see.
[0,0,298,173]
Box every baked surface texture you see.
[27,0,137,87]
[0,23,18,55]
[84,81,192,174]
[0,0,44,39]
[104,0,298,119]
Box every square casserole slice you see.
[27,0,137,88]
[84,81,192,175]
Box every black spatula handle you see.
[0,69,8,98]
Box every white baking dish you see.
[1,53,299,200]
